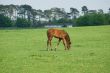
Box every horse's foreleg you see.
[47,36,53,51]
[55,38,61,51]
[62,38,67,50]
[47,39,52,51]
[49,40,52,51]
[47,39,49,51]
[49,37,53,51]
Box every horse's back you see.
[47,28,67,38]
[47,28,65,34]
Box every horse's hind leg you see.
[49,37,53,51]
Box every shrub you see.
[76,13,106,26]
[16,18,31,27]
[0,14,13,27]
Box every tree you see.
[0,14,13,27]
[98,9,104,14]
[70,7,79,19]
[0,5,15,19]
[18,6,25,19]
[7,5,14,19]
[0,5,9,17]
[108,8,110,14]
[20,5,32,21]
[16,18,31,27]
[44,9,52,22]
[36,9,43,22]
[82,6,88,15]
[76,13,105,26]
[104,13,110,24]
[76,15,89,26]
[31,9,38,26]
[0,5,5,15]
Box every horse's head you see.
[67,41,71,49]
[65,33,71,49]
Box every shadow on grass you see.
[39,49,47,51]
[74,44,83,47]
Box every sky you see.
[0,0,110,13]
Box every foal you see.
[47,28,71,51]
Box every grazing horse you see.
[47,28,71,51]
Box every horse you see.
[47,28,71,51]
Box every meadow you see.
[0,25,110,73]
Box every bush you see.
[0,14,13,27]
[104,14,110,24]
[76,13,106,26]
[16,18,31,27]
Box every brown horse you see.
[47,28,71,51]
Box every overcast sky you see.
[0,0,110,13]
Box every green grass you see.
[0,25,110,73]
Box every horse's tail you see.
[47,29,52,38]
[47,29,49,37]
[47,29,53,37]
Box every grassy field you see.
[0,25,110,73]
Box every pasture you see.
[0,25,110,73]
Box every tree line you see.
[0,4,110,27]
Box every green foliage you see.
[0,4,110,27]
[50,18,73,25]
[104,14,110,24]
[76,13,109,26]
[0,26,110,73]
[0,14,13,27]
[75,15,89,26]
[57,18,72,24]
[16,18,31,27]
